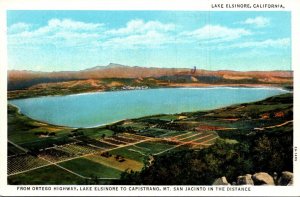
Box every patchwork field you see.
[7,93,292,184]
[59,158,122,179]
[7,125,217,184]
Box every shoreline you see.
[8,103,78,130]
[76,90,292,129]
[8,87,292,130]
[8,83,291,101]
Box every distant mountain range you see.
[84,63,132,71]
[8,63,293,91]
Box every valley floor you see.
[7,92,293,185]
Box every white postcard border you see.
[0,0,299,196]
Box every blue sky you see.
[7,11,291,71]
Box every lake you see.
[9,87,288,128]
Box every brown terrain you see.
[8,63,293,99]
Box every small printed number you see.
[295,146,297,161]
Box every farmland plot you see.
[121,133,149,141]
[109,147,146,162]
[194,134,219,145]
[93,139,119,149]
[38,148,76,162]
[59,143,98,155]
[8,154,49,175]
[134,141,176,154]
[102,138,127,146]
[85,153,144,172]
[59,158,122,179]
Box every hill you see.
[8,63,293,99]
[8,63,293,90]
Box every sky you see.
[7,11,291,72]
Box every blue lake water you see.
[9,87,288,128]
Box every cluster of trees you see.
[106,125,133,133]
[156,122,190,131]
[68,130,84,137]
[26,136,73,155]
[115,129,292,185]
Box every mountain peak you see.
[107,63,131,68]
[84,63,130,71]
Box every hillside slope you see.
[8,63,293,91]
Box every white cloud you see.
[47,18,104,31]
[182,25,251,42]
[8,18,178,49]
[102,19,177,49]
[212,38,290,50]
[11,18,104,37]
[238,38,290,48]
[8,23,31,34]
[9,18,285,52]
[242,16,270,28]
[8,19,105,48]
[107,19,175,35]
[102,30,174,49]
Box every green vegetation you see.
[117,129,292,185]
[151,115,181,121]
[8,104,73,146]
[8,142,25,156]
[135,141,175,154]
[109,147,145,163]
[59,158,122,179]
[8,165,84,185]
[138,128,176,137]
[8,77,162,100]
[8,69,293,100]
[221,138,238,144]
[73,128,114,138]
[115,93,293,185]
[7,92,293,185]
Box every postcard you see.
[0,0,299,196]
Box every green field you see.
[149,115,181,121]
[8,142,25,156]
[59,158,122,179]
[134,141,175,154]
[8,165,84,185]
[174,132,198,140]
[158,130,185,137]
[109,147,146,162]
[75,128,114,139]
[7,93,293,185]
[8,105,74,146]
[138,128,176,137]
